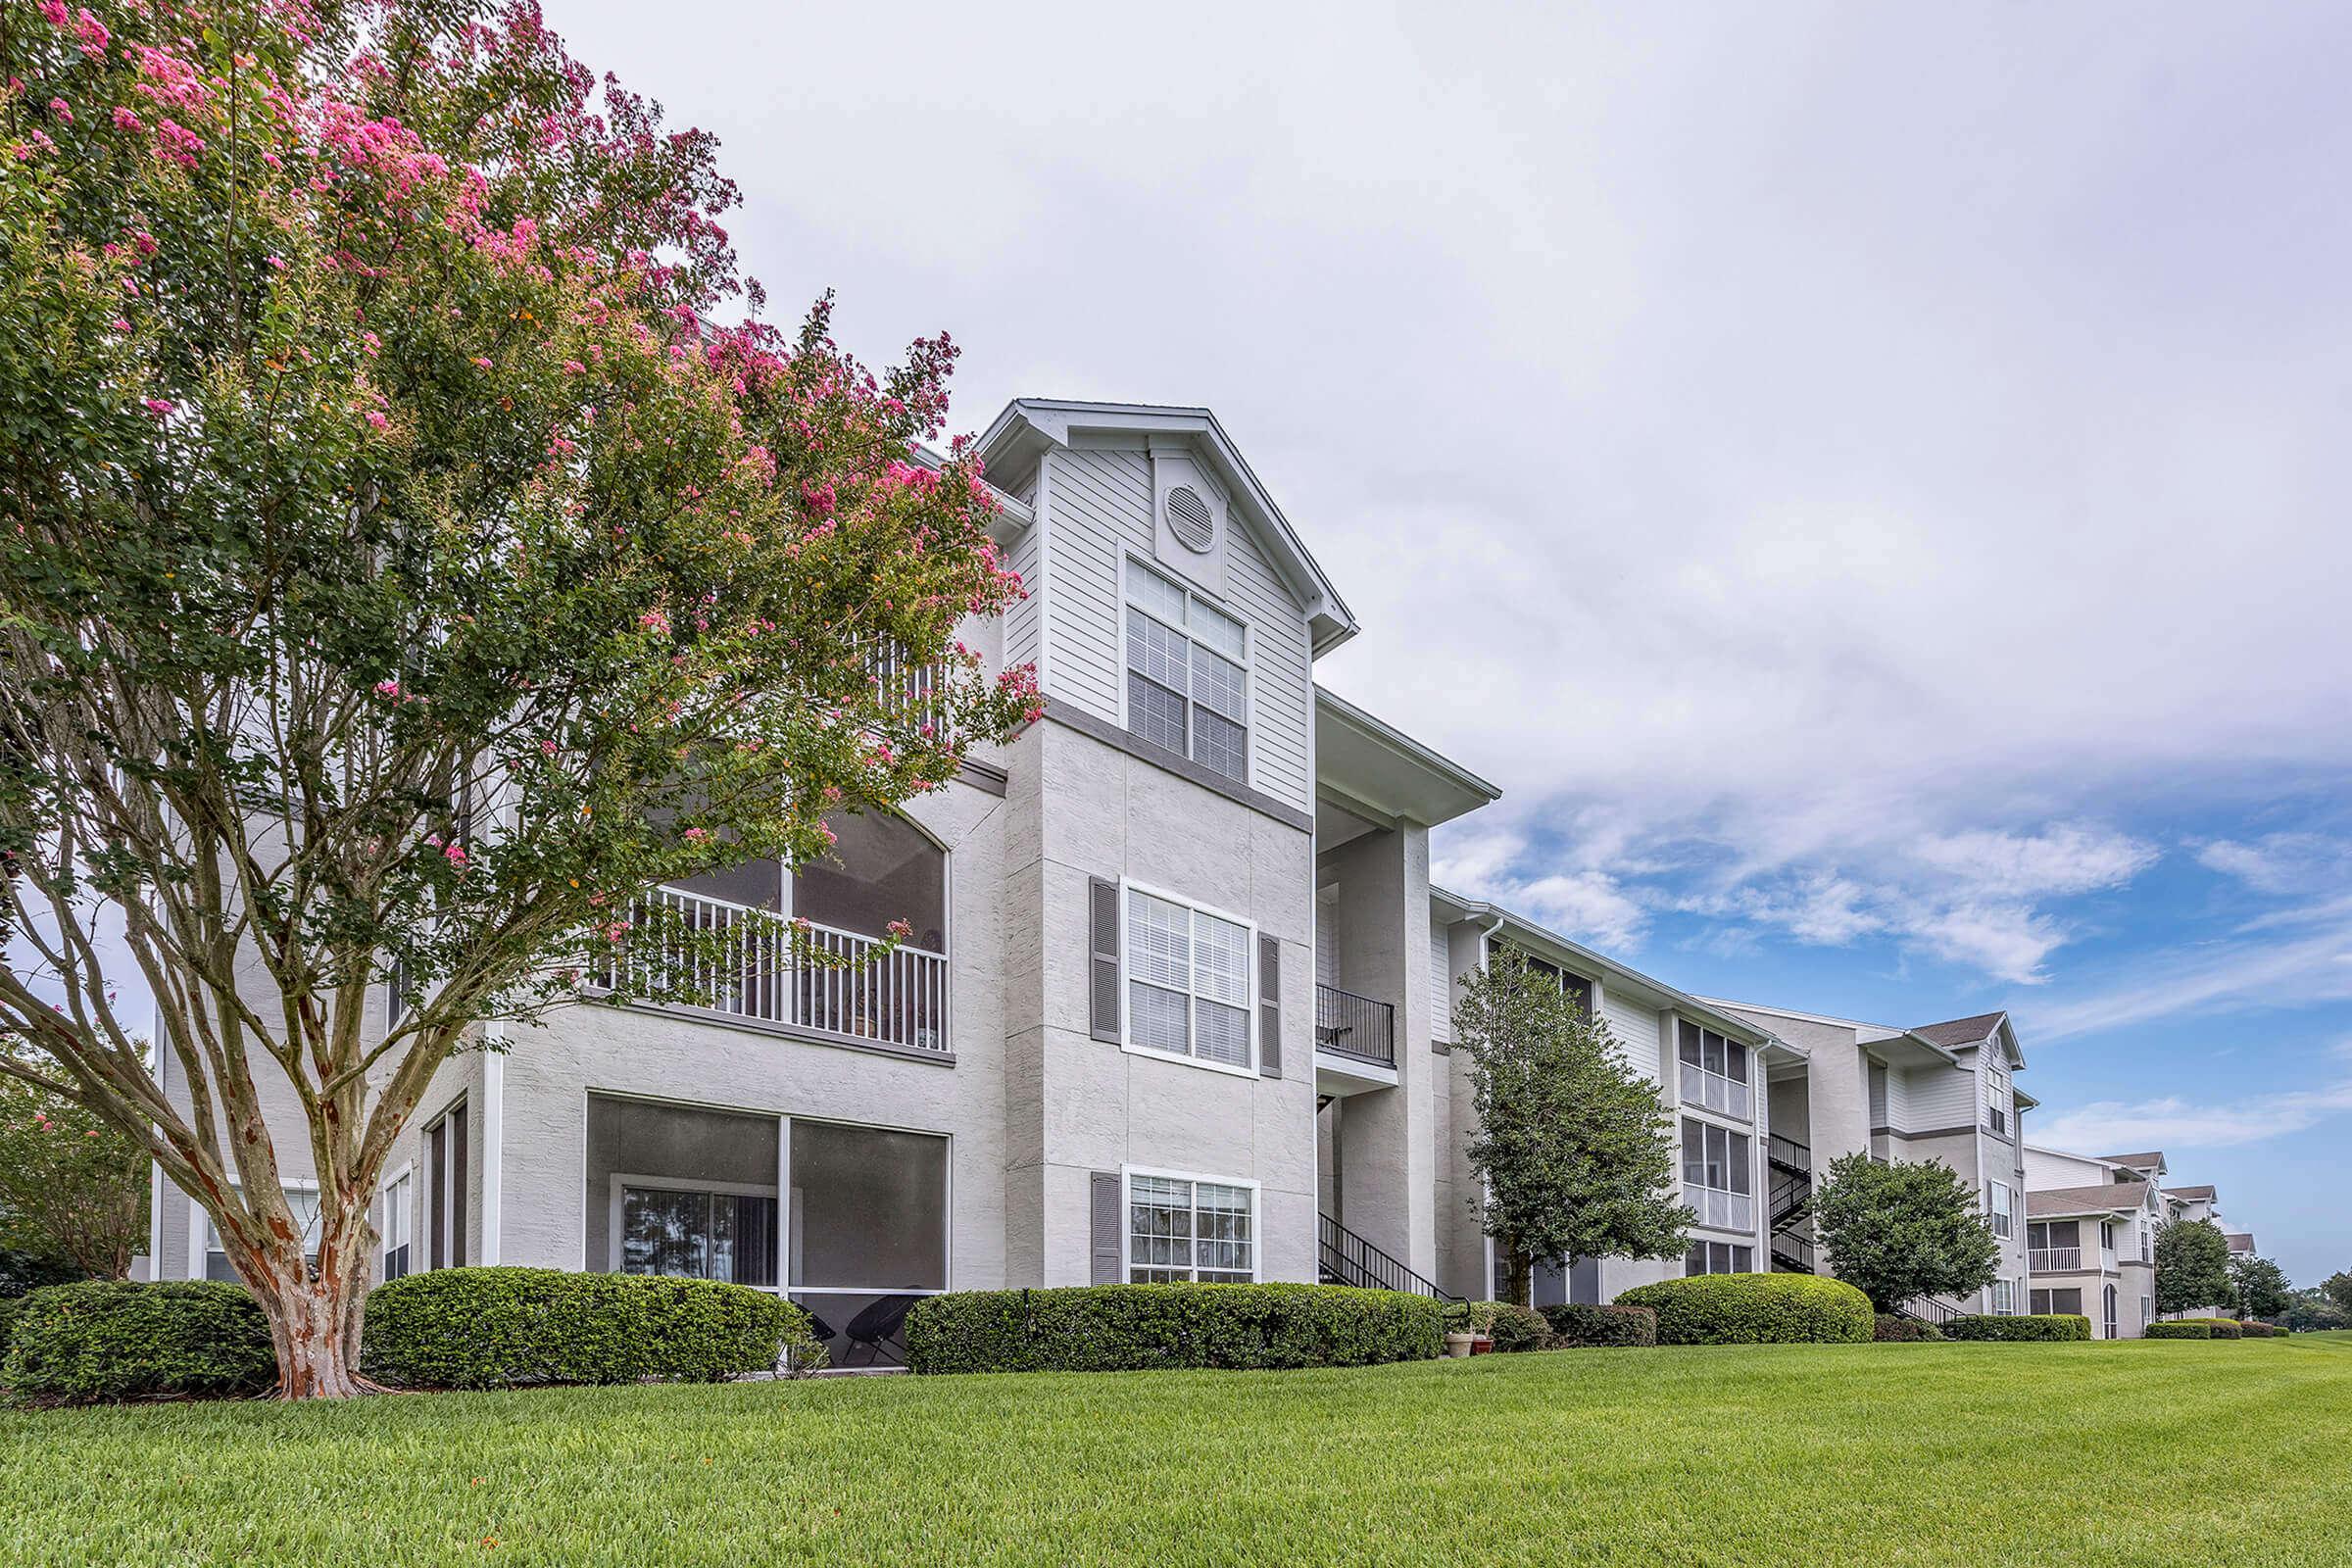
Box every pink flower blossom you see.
[365,410,387,430]
[113,107,142,131]
[71,8,109,58]
[141,397,173,416]
[683,827,708,842]
[111,318,131,332]
[373,678,402,699]
[470,357,491,369]
[47,98,72,124]
[444,843,468,868]
[265,254,286,270]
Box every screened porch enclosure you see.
[585,1096,949,1368]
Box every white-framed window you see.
[1678,1021,1753,1119]
[1123,882,1255,1072]
[424,1099,469,1270]
[1685,1241,1753,1276]
[1125,1169,1256,1284]
[1985,1179,2014,1240]
[1681,1119,1753,1232]
[193,1182,320,1282]
[2031,1286,2082,1315]
[1984,1059,2013,1136]
[380,1168,414,1282]
[2141,1294,2152,1328]
[1990,1278,2017,1316]
[1123,558,1250,784]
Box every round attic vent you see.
[1164,485,1215,553]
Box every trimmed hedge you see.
[904,1284,1445,1374]
[1614,1273,1872,1345]
[0,1296,22,1367]
[1874,1313,1944,1343]
[2146,1320,2211,1339]
[1458,1300,1551,1352]
[363,1267,808,1390]
[2238,1320,2279,1338]
[3,1281,276,1404]
[1942,1313,2091,1343]
[1541,1302,1657,1348]
[2177,1317,2242,1340]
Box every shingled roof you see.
[2100,1152,2165,1169]
[1912,1011,2007,1049]
[2029,1181,2149,1217]
[2164,1185,2217,1200]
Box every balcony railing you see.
[1315,984,1396,1069]
[2029,1248,2083,1273]
[1684,1185,1754,1233]
[1681,1067,1752,1120]
[620,885,950,1055]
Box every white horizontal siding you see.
[1039,448,1145,725]
[1430,919,1453,1043]
[1907,1061,1977,1130]
[1602,992,1662,1081]
[1221,522,1311,813]
[1002,519,1043,677]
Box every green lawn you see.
[7,1336,2350,1566]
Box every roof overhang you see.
[976,399,1359,654]
[1316,686,1499,837]
[1432,888,1799,1060]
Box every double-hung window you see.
[1127,1172,1254,1284]
[1126,886,1254,1070]
[1680,1120,1753,1232]
[1990,1278,2017,1315]
[1124,560,1249,784]
[1685,1240,1752,1276]
[1678,1022,1752,1119]
[380,1170,414,1282]
[1986,1180,2014,1240]
[1984,1060,2012,1136]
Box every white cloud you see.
[2198,835,2352,897]
[1912,826,2158,900]
[1430,826,1650,952]
[2024,925,2352,1040]
[2035,1078,2352,1152]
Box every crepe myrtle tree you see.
[2155,1219,2235,1319]
[0,1043,152,1280]
[1451,951,1692,1307]
[0,0,1037,1396]
[1802,1153,1999,1314]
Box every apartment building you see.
[2020,1146,2164,1338]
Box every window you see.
[2141,1294,2152,1328]
[425,1101,469,1270]
[620,1185,779,1286]
[1990,1278,2016,1315]
[2027,1218,2078,1270]
[1124,560,1249,783]
[1985,1180,2014,1240]
[2099,1220,2115,1251]
[1681,1120,1753,1232]
[2103,1284,2119,1340]
[2030,1287,2082,1315]
[1126,886,1254,1070]
[199,1184,320,1283]
[380,1170,414,1282]
[1496,945,1592,1016]
[1685,1241,1753,1276]
[1127,1172,1254,1284]
[1984,1060,2012,1136]
[1678,1021,1752,1119]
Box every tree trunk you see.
[255,1272,376,1398]
[1503,1246,1534,1309]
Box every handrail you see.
[2028,1248,2083,1273]
[1767,1134,1811,1174]
[1318,1212,1458,1304]
[1897,1295,1959,1325]
[1314,984,1396,1069]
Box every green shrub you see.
[903,1284,1445,1374]
[1455,1300,1550,1352]
[1540,1302,1656,1348]
[2179,1317,2242,1340]
[1613,1273,1872,1345]
[3,1281,276,1404]
[1873,1313,1944,1342]
[2238,1320,2278,1338]
[1942,1313,2091,1343]
[362,1267,808,1390]
[0,1296,22,1369]
[2145,1321,2211,1339]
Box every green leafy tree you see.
[0,0,1033,1396]
[1452,951,1691,1307]
[2154,1220,2234,1317]
[0,1046,150,1280]
[2323,1272,2352,1319]
[2281,1286,2347,1333]
[2227,1252,2291,1323]
[1803,1153,1999,1313]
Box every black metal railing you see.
[1315,984,1396,1069]
[1767,1134,1810,1174]
[1319,1212,1457,1303]
[1772,1235,1816,1274]
[1897,1295,1959,1326]
[1769,1169,1812,1232]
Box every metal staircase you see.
[1767,1135,1815,1274]
[1319,1213,1462,1305]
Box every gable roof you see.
[2163,1185,2217,1200]
[1913,1011,2006,1049]
[975,399,1358,654]
[2101,1152,2165,1169]
[2030,1181,2150,1218]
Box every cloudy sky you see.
[550,0,2352,1279]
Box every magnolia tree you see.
[1451,952,1690,1307]
[0,0,1036,1396]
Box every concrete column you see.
[1323,824,1437,1278]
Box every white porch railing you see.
[2030,1248,2083,1273]
[1685,1186,1754,1233]
[624,885,950,1055]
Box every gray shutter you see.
[1089,877,1122,1043]
[1090,1171,1123,1284]
[1257,933,1282,1078]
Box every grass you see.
[6,1335,2351,1566]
